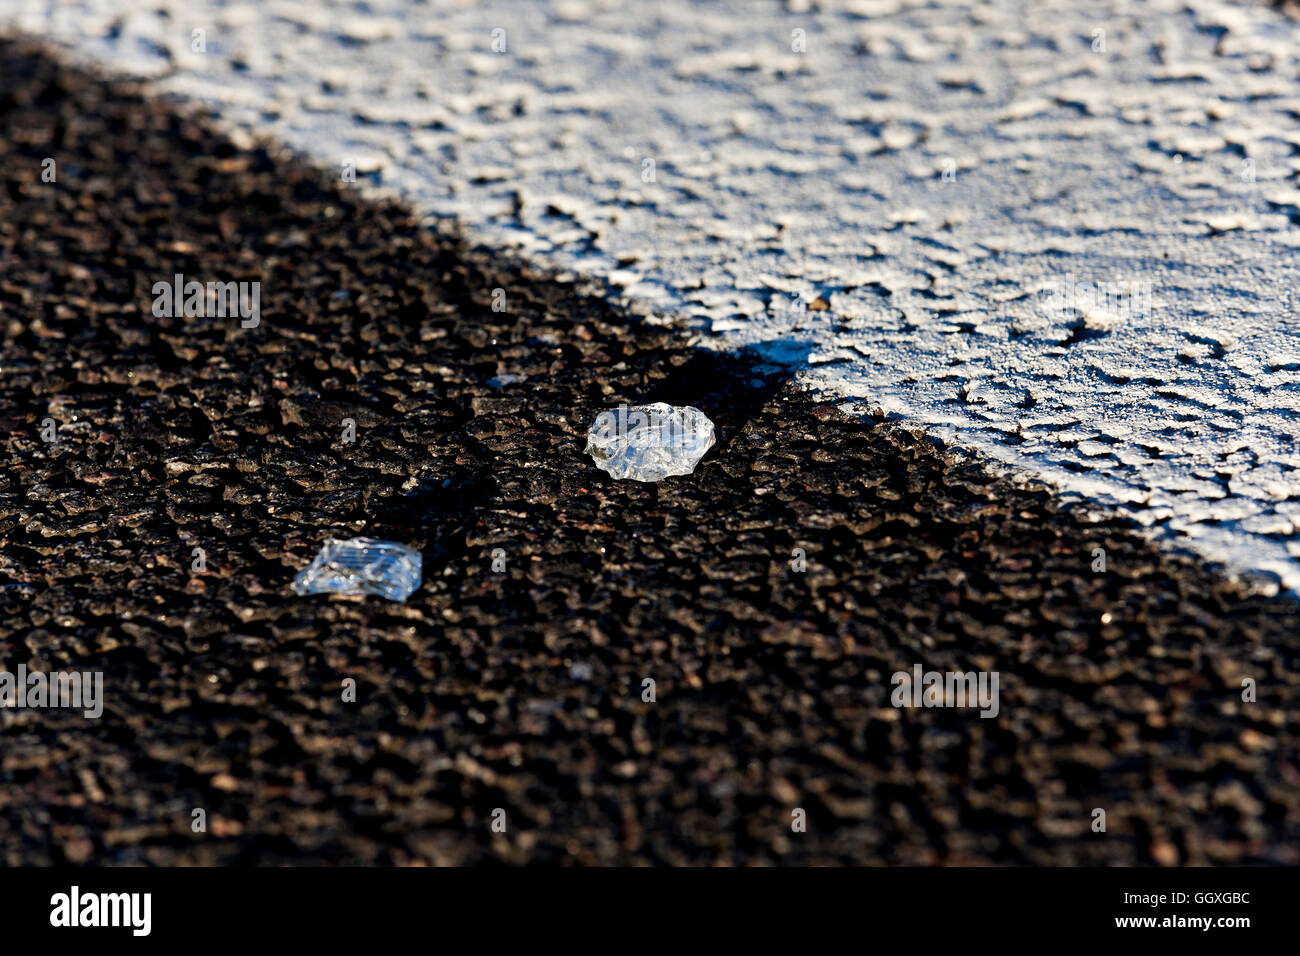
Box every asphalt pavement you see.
[1,39,1297,865]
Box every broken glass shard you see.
[291,537,422,602]
[585,402,716,481]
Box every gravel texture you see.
[8,0,1300,591]
[1,40,1298,865]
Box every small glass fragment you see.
[584,402,715,482]
[291,537,422,602]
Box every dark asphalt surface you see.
[1,39,1298,865]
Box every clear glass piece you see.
[291,537,422,603]
[585,402,716,482]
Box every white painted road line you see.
[6,0,1300,590]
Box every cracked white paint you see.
[5,0,1300,591]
